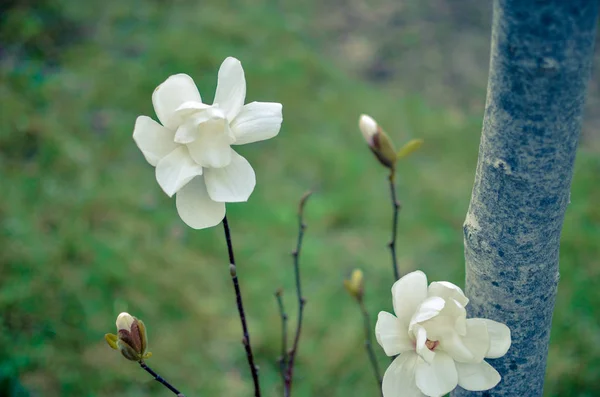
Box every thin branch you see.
[138,361,185,396]
[388,171,401,281]
[284,191,311,395]
[275,289,289,390]
[222,216,261,397]
[358,301,383,395]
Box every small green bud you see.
[105,312,152,361]
[344,269,365,302]
[359,114,397,169]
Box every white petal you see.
[230,102,283,145]
[204,150,256,202]
[482,319,511,358]
[213,57,246,120]
[382,352,425,397]
[175,176,226,229]
[174,101,213,120]
[174,122,200,145]
[438,331,476,364]
[375,311,414,356]
[455,360,501,391]
[419,299,467,341]
[415,351,458,397]
[462,319,491,362]
[185,118,233,168]
[392,270,428,325]
[152,74,202,130]
[155,146,203,197]
[173,106,226,144]
[132,116,178,166]
[413,324,435,364]
[409,297,445,328]
[428,281,469,307]
[440,319,489,364]
[454,307,468,336]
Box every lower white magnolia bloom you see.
[133,57,283,229]
[375,271,511,397]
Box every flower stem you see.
[138,361,185,396]
[388,171,401,281]
[284,191,311,396]
[358,301,383,396]
[222,216,261,397]
[275,289,289,390]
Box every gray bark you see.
[452,1,597,396]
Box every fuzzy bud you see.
[344,269,365,302]
[116,312,135,331]
[359,114,397,169]
[105,312,152,362]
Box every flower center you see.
[425,339,439,351]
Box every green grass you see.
[1,1,599,396]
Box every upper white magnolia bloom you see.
[375,271,511,397]
[133,57,283,229]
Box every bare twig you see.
[284,191,311,395]
[388,171,401,280]
[358,301,383,395]
[275,289,289,388]
[222,216,261,397]
[138,361,185,396]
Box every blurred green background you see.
[1,1,599,396]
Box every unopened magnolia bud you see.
[116,312,135,331]
[397,138,424,159]
[105,312,152,362]
[359,114,397,169]
[359,114,378,144]
[344,269,365,301]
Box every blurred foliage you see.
[0,1,599,396]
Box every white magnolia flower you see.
[133,57,283,229]
[375,271,511,397]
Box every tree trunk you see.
[453,1,597,396]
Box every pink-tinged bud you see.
[358,114,397,169]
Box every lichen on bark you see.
[453,1,598,396]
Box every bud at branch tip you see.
[105,312,152,362]
[358,114,397,170]
[344,269,365,302]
